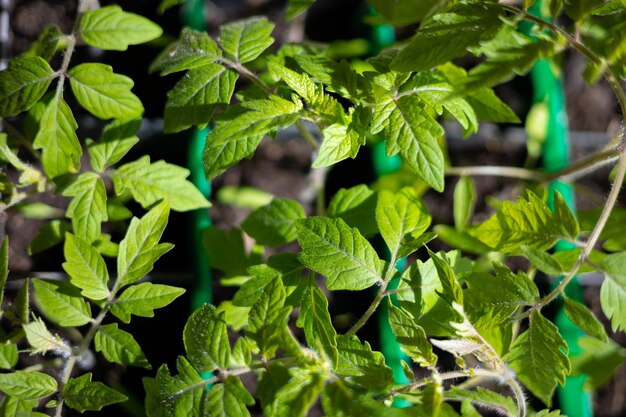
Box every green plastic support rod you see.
[521,3,592,416]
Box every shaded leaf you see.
[219,17,274,63]
[0,56,55,116]
[0,371,57,400]
[111,282,185,323]
[242,198,305,247]
[63,172,108,243]
[64,373,127,412]
[297,285,338,364]
[32,279,92,327]
[184,304,230,372]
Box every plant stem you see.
[395,368,499,393]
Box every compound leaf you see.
[79,5,163,51]
[297,217,384,291]
[110,282,185,323]
[0,56,55,116]
[95,323,151,369]
[68,63,143,119]
[183,304,230,372]
[64,373,127,412]
[113,155,210,212]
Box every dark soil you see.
[3,1,625,416]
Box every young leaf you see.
[62,233,110,300]
[23,317,70,355]
[64,373,127,412]
[164,64,237,133]
[564,298,608,342]
[158,0,185,14]
[32,279,92,327]
[314,118,366,169]
[112,155,210,212]
[242,198,305,247]
[599,251,626,331]
[454,177,476,231]
[63,172,108,243]
[79,5,163,51]
[370,94,445,191]
[520,245,565,275]
[16,278,30,324]
[231,337,253,367]
[445,386,518,417]
[297,285,339,364]
[297,217,384,291]
[144,356,205,417]
[246,277,291,358]
[204,227,256,276]
[327,185,378,236]
[203,97,302,179]
[0,343,18,370]
[376,187,431,259]
[33,96,82,178]
[391,4,501,72]
[0,237,7,312]
[95,323,151,369]
[507,311,570,406]
[257,365,322,417]
[369,0,448,26]
[117,201,173,288]
[23,25,63,61]
[388,304,438,367]
[564,0,606,20]
[333,335,394,390]
[110,282,185,323]
[0,56,55,116]
[28,220,72,255]
[0,371,57,400]
[68,63,144,119]
[218,17,275,63]
[571,336,626,391]
[471,191,577,253]
[322,379,411,417]
[205,376,255,417]
[87,118,140,172]
[150,28,221,75]
[183,304,230,372]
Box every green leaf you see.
[87,118,140,172]
[0,237,7,312]
[79,5,163,51]
[16,279,30,324]
[68,63,143,119]
[164,64,237,133]
[95,323,151,369]
[464,262,539,327]
[23,25,63,61]
[465,88,520,123]
[231,337,253,367]
[33,96,82,178]
[369,0,449,26]
[313,117,366,168]
[370,94,444,191]
[205,376,254,417]
[454,177,476,231]
[150,28,221,75]
[0,371,57,400]
[297,217,384,291]
[32,279,92,327]
[0,343,18,370]
[520,246,565,275]
[144,356,205,417]
[286,0,315,20]
[471,191,577,253]
[62,233,110,300]
[389,304,437,367]
[507,311,570,406]
[376,187,431,259]
[322,380,412,417]
[184,304,230,372]
[600,251,626,331]
[327,185,378,236]
[0,56,56,116]
[242,198,305,247]
[158,0,184,14]
[564,0,606,20]
[0,396,39,416]
[564,298,608,342]
[23,317,70,355]
[64,373,127,412]
[113,155,210,212]
[28,220,72,255]
[110,282,185,323]
[297,285,338,364]
[257,365,323,417]
[204,227,256,276]
[333,335,393,390]
[391,4,501,72]
[446,386,518,417]
[246,277,291,358]
[571,336,626,390]
[219,17,275,63]
[63,172,108,243]
[203,97,302,179]
[117,201,173,288]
